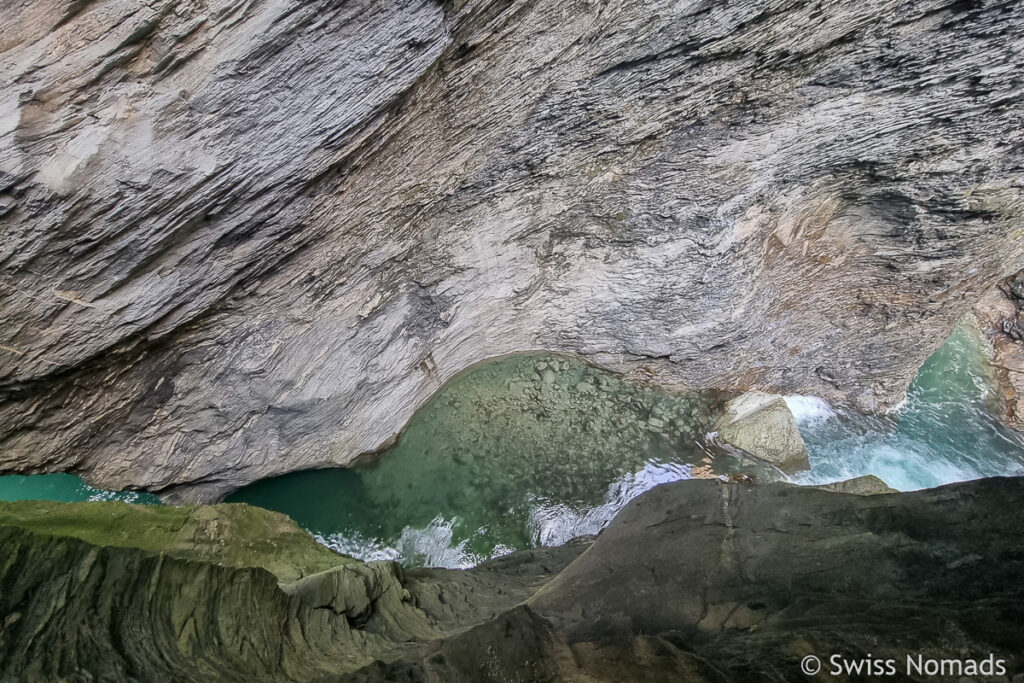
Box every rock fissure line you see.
[1,0,1023,501]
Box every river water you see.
[788,324,1024,490]
[227,353,728,567]
[3,324,1023,568]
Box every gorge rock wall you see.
[1,0,1022,499]
[974,269,1024,430]
[2,479,1023,681]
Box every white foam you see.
[393,516,484,569]
[527,461,691,547]
[313,530,402,563]
[783,395,837,425]
[316,516,490,569]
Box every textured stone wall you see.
[974,269,1024,429]
[1,0,1022,498]
[2,479,1023,681]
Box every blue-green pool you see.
[789,323,1024,490]
[0,472,160,504]
[3,323,1023,568]
[227,353,727,567]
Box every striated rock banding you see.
[2,478,1023,681]
[974,269,1024,431]
[1,0,1023,499]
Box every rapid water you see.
[228,326,1024,567]
[4,324,1023,568]
[788,324,1024,490]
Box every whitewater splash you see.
[313,461,694,569]
[527,461,692,547]
[314,516,505,569]
[783,326,1024,491]
[784,391,1024,492]
[240,325,1024,571]
[783,395,837,426]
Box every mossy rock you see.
[0,500,353,582]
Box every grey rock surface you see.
[3,478,1024,681]
[812,473,897,494]
[715,390,810,473]
[1,0,1023,499]
[974,269,1024,431]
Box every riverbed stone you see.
[715,391,810,474]
[1,0,1022,501]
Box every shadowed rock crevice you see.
[1,0,1023,499]
[1,478,1023,681]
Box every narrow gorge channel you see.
[5,322,1023,569]
[4,1,1024,676]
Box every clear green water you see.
[227,354,732,567]
[0,473,160,504]
[789,323,1024,490]
[4,324,1023,569]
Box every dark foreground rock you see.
[2,478,1024,681]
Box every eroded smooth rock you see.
[3,478,1024,681]
[1,0,1023,499]
[715,391,810,474]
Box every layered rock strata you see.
[2,478,1023,681]
[974,270,1024,431]
[1,0,1023,499]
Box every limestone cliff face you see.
[2,479,1023,681]
[974,270,1024,429]
[1,0,1022,499]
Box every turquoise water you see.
[228,354,732,567]
[789,324,1024,490]
[4,324,1024,568]
[0,473,160,504]
[228,326,1024,566]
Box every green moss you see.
[0,500,353,582]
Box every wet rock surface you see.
[715,391,810,474]
[3,477,1023,681]
[2,0,1024,499]
[812,473,896,494]
[974,271,1024,431]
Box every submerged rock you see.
[2,478,1023,681]
[1,0,1023,500]
[715,391,810,474]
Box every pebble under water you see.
[227,355,732,568]
[4,324,1024,569]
